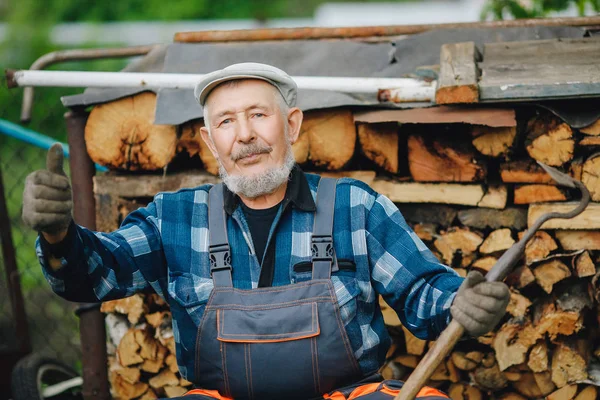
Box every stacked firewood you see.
[101,294,191,399]
[91,93,600,399]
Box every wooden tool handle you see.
[394,319,465,400]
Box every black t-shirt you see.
[240,201,280,266]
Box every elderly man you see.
[23,63,509,400]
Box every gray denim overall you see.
[194,178,362,399]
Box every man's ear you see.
[287,107,303,144]
[200,125,219,160]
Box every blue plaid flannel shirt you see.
[37,167,463,382]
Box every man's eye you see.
[220,118,232,125]
[253,113,265,118]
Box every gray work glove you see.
[22,143,73,234]
[450,270,510,337]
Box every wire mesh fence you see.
[0,87,82,372]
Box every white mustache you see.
[232,144,272,161]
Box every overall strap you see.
[208,184,233,287]
[312,177,338,280]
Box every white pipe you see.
[8,70,435,102]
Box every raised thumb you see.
[46,143,66,176]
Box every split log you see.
[407,133,486,182]
[111,373,149,400]
[551,339,589,388]
[534,371,557,396]
[179,120,219,175]
[504,265,536,289]
[500,160,554,184]
[395,354,420,368]
[496,394,527,400]
[506,289,531,318]
[514,184,567,204]
[532,259,571,293]
[412,223,437,242]
[528,340,549,373]
[148,368,180,389]
[451,351,483,371]
[547,384,578,400]
[141,345,167,374]
[477,185,507,209]
[528,202,600,230]
[479,228,514,254]
[575,386,598,400]
[430,359,460,382]
[402,325,427,356]
[400,204,457,226]
[302,109,356,170]
[139,389,158,399]
[471,126,516,157]
[525,114,575,167]
[435,42,481,104]
[470,362,508,391]
[85,92,177,171]
[573,251,596,278]
[492,320,541,371]
[582,153,600,201]
[580,118,600,135]
[579,136,600,146]
[570,157,584,181]
[534,298,584,340]
[471,256,497,273]
[164,386,187,397]
[521,230,558,265]
[115,367,141,384]
[511,372,544,398]
[457,208,527,230]
[433,227,483,265]
[357,122,399,173]
[555,230,600,250]
[117,329,144,367]
[371,180,485,206]
[447,383,483,400]
[101,294,147,325]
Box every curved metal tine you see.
[537,161,576,188]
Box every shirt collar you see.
[222,164,317,215]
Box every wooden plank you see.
[528,202,600,229]
[457,208,527,230]
[479,63,600,101]
[371,179,486,206]
[482,37,600,65]
[353,106,516,127]
[555,230,600,250]
[514,185,567,204]
[436,42,481,104]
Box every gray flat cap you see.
[194,62,298,107]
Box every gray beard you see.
[218,142,296,199]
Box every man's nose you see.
[236,116,255,142]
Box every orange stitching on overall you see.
[184,388,233,399]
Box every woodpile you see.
[102,294,191,399]
[90,93,600,399]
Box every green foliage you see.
[481,0,600,20]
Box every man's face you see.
[200,79,300,179]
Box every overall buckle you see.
[209,243,232,276]
[311,235,334,262]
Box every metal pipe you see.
[6,70,436,102]
[0,164,32,356]
[65,110,110,400]
[0,118,107,172]
[21,45,155,123]
[174,16,600,43]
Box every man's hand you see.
[22,143,72,243]
[451,271,510,337]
